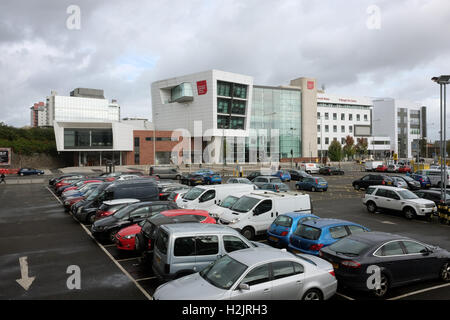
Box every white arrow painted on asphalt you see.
[16,257,35,291]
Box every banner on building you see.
[0,148,11,166]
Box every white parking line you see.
[45,186,63,205]
[335,292,355,300]
[116,257,140,262]
[103,244,116,248]
[46,187,152,300]
[387,283,450,300]
[135,276,157,282]
[380,221,396,225]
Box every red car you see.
[398,165,412,173]
[115,209,216,251]
[375,165,388,172]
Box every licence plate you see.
[426,184,430,187]
[387,182,392,185]
[332,263,339,269]
[269,236,279,242]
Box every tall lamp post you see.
[432,75,449,205]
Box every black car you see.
[180,174,205,186]
[392,175,421,190]
[91,201,178,242]
[320,231,450,298]
[72,182,113,222]
[413,189,450,206]
[135,214,202,259]
[352,174,393,190]
[288,169,312,181]
[158,183,189,200]
[246,171,263,181]
[319,166,345,175]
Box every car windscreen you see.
[230,196,260,213]
[86,186,103,201]
[219,196,239,208]
[397,190,419,200]
[182,187,204,200]
[199,255,247,290]
[294,224,321,240]
[273,215,293,227]
[327,238,371,256]
[113,204,140,219]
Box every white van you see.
[415,169,450,187]
[178,184,256,210]
[208,192,251,219]
[364,161,383,172]
[218,191,312,239]
[299,163,320,174]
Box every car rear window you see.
[294,224,321,240]
[366,187,376,195]
[273,215,293,227]
[329,226,349,239]
[328,238,370,256]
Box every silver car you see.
[153,247,337,300]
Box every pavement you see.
[1,171,450,301]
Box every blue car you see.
[267,213,319,247]
[18,168,44,176]
[295,176,328,192]
[287,218,370,256]
[410,173,431,189]
[273,170,291,182]
[194,169,222,185]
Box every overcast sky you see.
[0,0,449,141]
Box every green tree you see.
[343,135,356,160]
[356,138,368,158]
[328,140,343,161]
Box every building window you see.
[341,113,345,121]
[349,126,353,133]
[317,112,321,119]
[231,100,246,115]
[317,125,321,132]
[325,125,329,133]
[325,137,329,145]
[333,113,337,120]
[217,81,232,97]
[233,84,247,99]
[349,114,353,121]
[341,138,346,144]
[145,137,152,141]
[333,125,337,133]
[134,137,140,165]
[357,114,361,121]
[230,117,245,129]
[364,114,368,121]
[218,115,230,129]
[64,128,113,149]
[317,137,321,144]
[341,125,345,133]
[170,83,193,102]
[325,113,329,120]
[217,99,230,114]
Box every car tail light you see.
[382,180,385,185]
[159,193,164,197]
[315,179,318,184]
[341,260,361,268]
[329,270,335,277]
[309,243,324,251]
[174,193,180,202]
[280,231,288,236]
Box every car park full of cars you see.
[410,173,432,188]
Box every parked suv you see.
[150,166,182,180]
[363,185,437,219]
[152,223,266,280]
[352,174,393,190]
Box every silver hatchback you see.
[153,247,337,300]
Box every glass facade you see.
[216,81,248,130]
[170,83,194,102]
[54,96,119,122]
[250,87,302,159]
[64,128,113,149]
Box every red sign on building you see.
[307,81,315,90]
[197,80,207,95]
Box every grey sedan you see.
[153,247,337,300]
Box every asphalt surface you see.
[1,171,450,300]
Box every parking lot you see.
[1,171,450,300]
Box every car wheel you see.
[302,289,323,300]
[311,186,316,192]
[323,188,328,192]
[403,207,416,220]
[87,213,96,224]
[373,274,389,298]
[440,262,450,282]
[366,201,377,213]
[37,172,41,175]
[109,230,118,243]
[354,184,360,191]
[20,173,24,176]
[241,227,255,240]
[175,175,181,180]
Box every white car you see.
[363,185,437,219]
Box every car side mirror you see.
[239,283,250,291]
[420,248,431,255]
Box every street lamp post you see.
[432,75,449,206]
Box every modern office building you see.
[46,89,120,126]
[372,98,427,159]
[151,70,318,164]
[30,102,50,127]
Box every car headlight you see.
[230,218,240,224]
[123,234,136,239]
